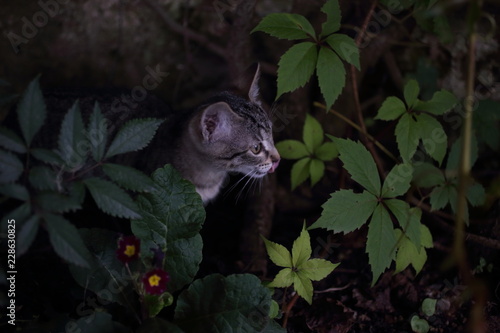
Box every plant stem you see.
[282,293,300,328]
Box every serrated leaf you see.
[105,118,163,158]
[291,157,311,190]
[448,185,468,224]
[268,268,295,288]
[333,138,381,195]
[367,204,397,285]
[30,148,64,165]
[315,141,338,161]
[0,183,29,201]
[429,184,452,211]
[413,162,445,188]
[293,270,314,304]
[394,232,427,274]
[466,182,485,207]
[309,189,378,233]
[416,113,447,165]
[251,13,316,40]
[17,215,39,256]
[299,258,338,281]
[309,159,325,187]
[102,163,155,192]
[395,113,420,163]
[303,114,324,152]
[414,90,457,115]
[29,166,57,191]
[45,214,92,268]
[420,224,433,248]
[316,46,345,110]
[292,222,311,267]
[0,149,23,183]
[320,0,341,37]
[262,236,292,268]
[88,102,107,162]
[36,192,82,213]
[57,101,87,169]
[16,76,46,146]
[84,178,141,219]
[277,42,318,99]
[386,199,421,249]
[326,34,360,69]
[381,163,413,198]
[446,134,478,174]
[276,140,309,159]
[404,79,420,108]
[375,97,406,121]
[0,126,26,153]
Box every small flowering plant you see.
[116,235,140,263]
[142,268,170,295]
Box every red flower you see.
[142,269,170,295]
[116,235,140,263]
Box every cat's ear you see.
[248,63,262,107]
[201,102,237,142]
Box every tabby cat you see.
[170,67,280,203]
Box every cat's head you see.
[192,67,280,178]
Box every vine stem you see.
[282,293,300,328]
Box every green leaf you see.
[309,159,325,187]
[268,268,295,288]
[16,76,46,146]
[84,178,141,219]
[325,34,360,70]
[251,13,316,40]
[394,230,427,274]
[381,163,413,198]
[0,126,26,153]
[303,114,324,153]
[333,138,381,195]
[420,224,433,248]
[29,166,58,191]
[466,182,485,207]
[375,97,406,121]
[429,184,452,211]
[316,46,345,110]
[422,298,437,317]
[175,274,281,332]
[138,318,185,333]
[473,99,500,150]
[320,0,341,37]
[395,113,420,163]
[291,157,311,190]
[102,163,156,192]
[292,222,311,267]
[87,102,107,162]
[0,149,23,183]
[0,183,29,201]
[404,79,420,108]
[412,162,445,188]
[416,113,447,165]
[17,215,39,256]
[315,141,338,161]
[411,315,430,333]
[276,140,309,159]
[276,42,318,99]
[57,101,87,169]
[293,270,314,304]
[309,189,378,233]
[36,192,82,213]
[386,199,421,249]
[414,90,458,115]
[366,204,397,284]
[262,237,292,268]
[299,258,339,281]
[69,311,131,333]
[30,148,63,165]
[45,214,92,268]
[446,134,478,174]
[105,118,163,158]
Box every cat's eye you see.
[250,143,262,154]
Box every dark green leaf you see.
[88,102,107,162]
[251,13,316,40]
[445,134,478,174]
[412,162,445,188]
[105,118,163,158]
[375,97,406,121]
[138,318,184,333]
[433,16,453,44]
[316,46,345,110]
[29,166,58,191]
[0,183,29,201]
[381,163,413,198]
[45,214,92,268]
[0,126,26,153]
[466,182,485,207]
[325,34,360,69]
[16,76,46,146]
[414,90,457,115]
[416,113,447,165]
[473,99,500,150]
[57,101,87,169]
[36,192,82,213]
[429,184,452,211]
[395,113,420,163]
[366,204,397,284]
[275,140,308,160]
[102,163,156,192]
[309,189,378,232]
[175,274,281,332]
[386,199,421,249]
[404,79,420,108]
[333,138,381,195]
[291,157,311,190]
[30,148,64,165]
[0,149,24,183]
[320,0,341,37]
[84,178,141,219]
[303,114,324,153]
[309,159,325,187]
[277,42,318,98]
[69,311,130,333]
[17,215,39,256]
[394,229,427,275]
